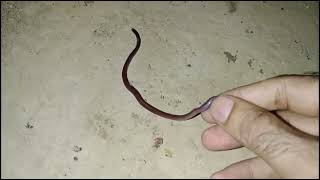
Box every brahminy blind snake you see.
[122,28,216,121]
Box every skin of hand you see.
[201,75,319,179]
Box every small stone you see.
[153,137,164,148]
[73,146,82,152]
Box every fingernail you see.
[211,96,234,124]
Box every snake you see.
[122,28,216,121]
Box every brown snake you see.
[122,28,216,121]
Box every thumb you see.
[207,95,318,178]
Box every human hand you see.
[201,75,319,179]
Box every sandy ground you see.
[1,1,319,178]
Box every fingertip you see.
[209,95,235,124]
[210,173,223,179]
[210,157,279,179]
[201,110,216,124]
[201,125,242,151]
[201,126,214,150]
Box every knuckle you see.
[238,109,272,145]
[274,78,288,110]
[238,109,294,158]
[241,110,300,158]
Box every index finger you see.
[222,75,319,117]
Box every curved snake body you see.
[122,28,216,121]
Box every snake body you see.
[122,28,216,121]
